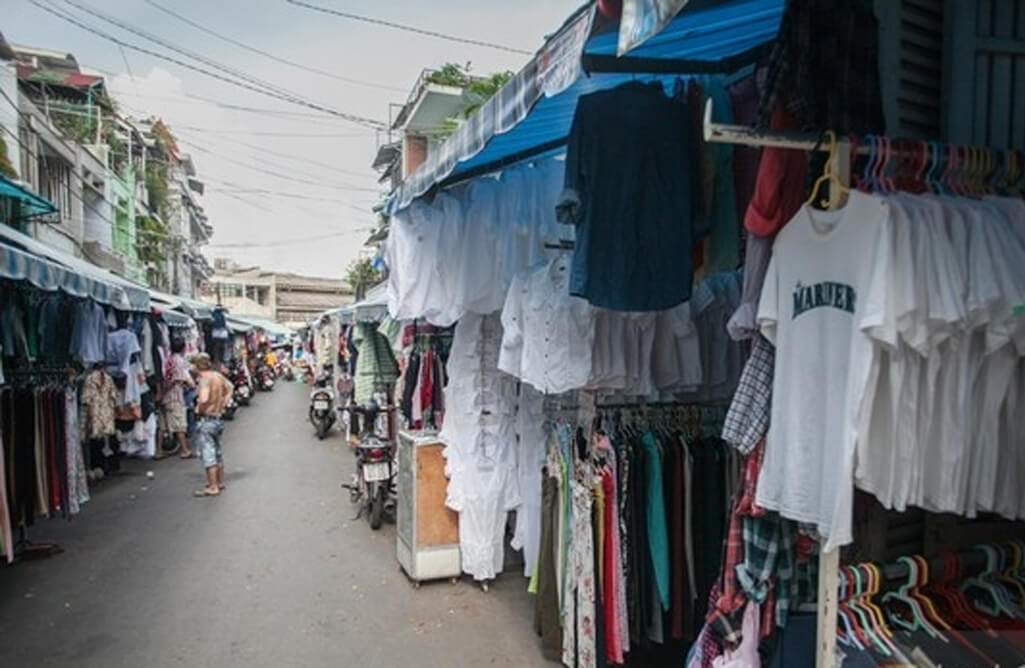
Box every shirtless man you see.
[192,353,234,498]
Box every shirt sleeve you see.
[756,255,779,345]
[498,272,525,377]
[555,98,587,226]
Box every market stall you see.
[378,0,1025,666]
[0,230,197,564]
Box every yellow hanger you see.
[804,130,851,209]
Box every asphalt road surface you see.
[0,380,547,667]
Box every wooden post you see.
[815,141,851,668]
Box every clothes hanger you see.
[962,546,1013,618]
[805,130,852,209]
[845,565,892,655]
[861,563,901,652]
[838,569,868,650]
[882,556,943,638]
[878,136,896,193]
[858,133,877,192]
[910,555,954,632]
[991,544,1025,611]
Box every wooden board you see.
[415,443,459,547]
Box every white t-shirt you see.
[756,191,892,550]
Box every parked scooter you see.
[257,363,275,392]
[222,392,238,420]
[229,361,252,406]
[341,400,395,530]
[309,369,336,440]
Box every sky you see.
[3,0,581,278]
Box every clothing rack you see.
[702,100,854,668]
[702,98,1024,668]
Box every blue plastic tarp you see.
[0,174,58,218]
[386,0,782,214]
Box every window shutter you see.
[878,0,946,139]
[944,0,1025,148]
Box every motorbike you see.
[308,371,336,440]
[341,400,395,530]
[257,364,275,391]
[222,392,238,420]
[229,362,252,406]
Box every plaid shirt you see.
[757,0,885,134]
[722,336,773,454]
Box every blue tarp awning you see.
[386,0,782,214]
[0,174,58,218]
[0,223,150,311]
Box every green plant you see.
[426,62,472,88]
[430,64,513,138]
[0,136,17,179]
[135,214,169,286]
[345,257,381,301]
[50,108,97,145]
[145,160,170,217]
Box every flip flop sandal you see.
[180,453,197,459]
[193,489,220,497]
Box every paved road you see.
[0,381,547,667]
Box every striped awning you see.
[0,223,150,310]
[0,239,134,308]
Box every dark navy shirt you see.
[558,81,699,311]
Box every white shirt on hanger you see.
[499,253,595,395]
[756,191,892,550]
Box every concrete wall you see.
[0,63,19,181]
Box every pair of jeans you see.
[194,417,224,469]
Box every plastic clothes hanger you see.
[838,569,868,649]
[878,137,897,193]
[883,556,943,638]
[910,555,953,632]
[962,546,1013,617]
[847,565,893,655]
[805,130,852,208]
[859,134,877,192]
[861,564,900,651]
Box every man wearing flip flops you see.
[192,353,234,498]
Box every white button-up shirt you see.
[499,254,595,394]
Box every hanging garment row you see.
[0,379,90,563]
[499,251,745,400]
[837,544,1025,667]
[754,188,1025,552]
[385,76,756,328]
[534,404,737,668]
[395,321,451,431]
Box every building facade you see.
[202,259,353,327]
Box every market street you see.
[0,382,546,668]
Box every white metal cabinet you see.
[396,431,461,586]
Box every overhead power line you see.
[284,0,533,55]
[142,0,406,93]
[175,128,379,180]
[174,137,382,192]
[176,127,372,138]
[57,0,388,129]
[206,228,372,249]
[27,0,387,129]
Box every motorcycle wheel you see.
[369,484,386,530]
[316,421,328,440]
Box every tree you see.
[346,257,381,301]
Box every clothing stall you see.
[378,0,1025,666]
[0,232,160,565]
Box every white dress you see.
[440,313,521,580]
